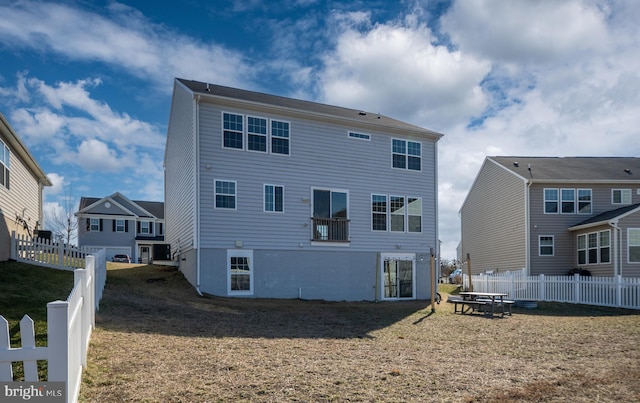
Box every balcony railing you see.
[312,217,350,242]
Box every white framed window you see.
[0,140,9,189]
[372,194,422,233]
[227,249,253,295]
[264,184,284,212]
[612,189,632,205]
[89,218,100,232]
[381,253,416,300]
[139,221,151,235]
[215,180,237,209]
[390,196,405,232]
[371,194,387,231]
[578,189,592,214]
[544,188,559,214]
[407,197,422,233]
[247,116,268,152]
[600,230,610,263]
[561,189,575,214]
[577,234,587,265]
[271,120,290,155]
[115,219,125,233]
[628,229,640,263]
[222,112,244,150]
[539,236,554,256]
[349,131,371,141]
[392,139,421,171]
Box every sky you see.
[1,0,639,259]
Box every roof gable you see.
[77,192,164,219]
[0,112,51,186]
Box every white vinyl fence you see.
[11,231,104,271]
[467,271,640,310]
[0,249,107,403]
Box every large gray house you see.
[460,156,640,277]
[76,192,166,263]
[164,78,443,301]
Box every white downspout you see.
[194,94,203,296]
[611,221,622,277]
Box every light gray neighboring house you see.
[164,78,443,301]
[460,156,640,277]
[0,112,51,260]
[76,192,166,263]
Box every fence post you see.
[47,300,69,400]
[85,256,96,328]
[616,275,622,307]
[539,274,545,301]
[574,273,580,304]
[10,231,16,260]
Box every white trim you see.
[379,252,416,301]
[227,249,254,295]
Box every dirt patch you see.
[80,264,640,402]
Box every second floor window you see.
[561,189,575,214]
[372,194,422,233]
[247,116,267,152]
[612,189,632,205]
[545,188,592,214]
[89,218,101,232]
[115,219,126,232]
[392,139,421,171]
[271,120,289,155]
[578,189,592,214]
[139,221,151,235]
[264,184,284,212]
[215,180,237,209]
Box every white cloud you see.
[74,139,122,172]
[318,14,491,129]
[441,0,611,63]
[43,172,65,196]
[0,1,252,90]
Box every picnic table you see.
[452,292,513,318]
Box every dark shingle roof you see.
[490,156,640,181]
[570,203,640,229]
[176,78,443,139]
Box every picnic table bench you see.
[448,292,514,318]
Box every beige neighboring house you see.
[460,156,640,277]
[0,112,51,261]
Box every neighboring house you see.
[0,112,51,261]
[460,156,640,277]
[164,78,443,301]
[76,192,166,263]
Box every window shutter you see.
[86,218,90,231]
[125,220,129,232]
[99,219,103,231]
[112,220,116,232]
[137,221,140,234]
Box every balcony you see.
[312,217,350,242]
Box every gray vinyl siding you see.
[196,101,438,253]
[164,82,197,258]
[529,183,640,276]
[460,159,527,273]
[0,137,42,260]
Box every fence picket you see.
[470,272,640,310]
[20,315,39,381]
[0,316,12,381]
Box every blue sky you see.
[1,0,639,259]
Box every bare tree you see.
[45,196,78,245]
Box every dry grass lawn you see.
[79,264,640,402]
